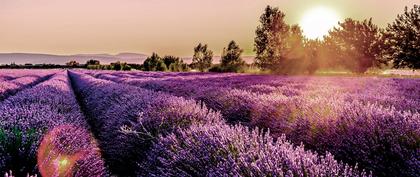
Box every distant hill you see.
[0,53,149,65]
[0,53,255,65]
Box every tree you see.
[162,56,179,68]
[191,43,213,72]
[66,60,79,67]
[143,53,167,71]
[303,39,322,74]
[122,63,131,71]
[111,61,123,70]
[383,5,420,69]
[326,18,382,73]
[254,6,290,72]
[280,25,308,74]
[86,59,100,66]
[162,56,189,72]
[220,40,245,72]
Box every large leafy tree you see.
[326,18,382,73]
[281,25,308,74]
[254,6,290,72]
[221,40,245,72]
[383,5,420,69]
[143,53,167,71]
[303,39,322,74]
[191,43,213,72]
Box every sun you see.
[299,6,341,40]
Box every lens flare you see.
[37,125,91,177]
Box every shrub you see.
[141,123,369,176]
[69,71,222,176]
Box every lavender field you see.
[0,69,419,177]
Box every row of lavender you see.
[0,70,57,101]
[0,71,106,176]
[69,71,368,176]
[90,71,420,111]
[84,70,420,177]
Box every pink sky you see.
[0,0,418,56]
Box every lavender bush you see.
[1,69,418,177]
[89,71,419,176]
[69,71,223,176]
[0,70,56,101]
[141,123,369,177]
[0,71,106,176]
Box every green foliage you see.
[254,6,312,74]
[254,6,290,72]
[0,127,39,175]
[122,64,131,71]
[111,62,122,70]
[143,53,167,71]
[191,43,213,72]
[110,61,131,71]
[87,64,104,70]
[304,39,322,74]
[220,41,245,72]
[163,56,190,72]
[208,64,224,72]
[86,59,100,66]
[66,60,80,67]
[383,5,420,69]
[326,18,382,73]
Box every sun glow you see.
[300,6,341,39]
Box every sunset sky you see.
[0,0,418,57]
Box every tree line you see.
[184,4,419,74]
[2,5,418,73]
[254,5,419,74]
[134,4,419,73]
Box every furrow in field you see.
[68,71,223,176]
[89,71,420,112]
[0,72,57,101]
[68,71,367,177]
[0,71,107,176]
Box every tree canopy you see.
[143,53,167,71]
[191,43,213,72]
[326,18,382,73]
[383,5,420,69]
[220,40,245,72]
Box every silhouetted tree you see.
[162,56,178,68]
[304,39,322,74]
[121,62,131,70]
[221,40,245,72]
[143,53,167,71]
[66,60,79,67]
[383,5,420,69]
[326,18,382,73]
[281,25,308,74]
[191,43,213,72]
[162,55,189,72]
[254,6,290,72]
[111,61,123,70]
[86,59,100,65]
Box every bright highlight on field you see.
[300,6,341,39]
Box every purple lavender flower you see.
[142,123,369,177]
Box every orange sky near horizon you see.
[0,0,418,57]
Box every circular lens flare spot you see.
[37,125,88,177]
